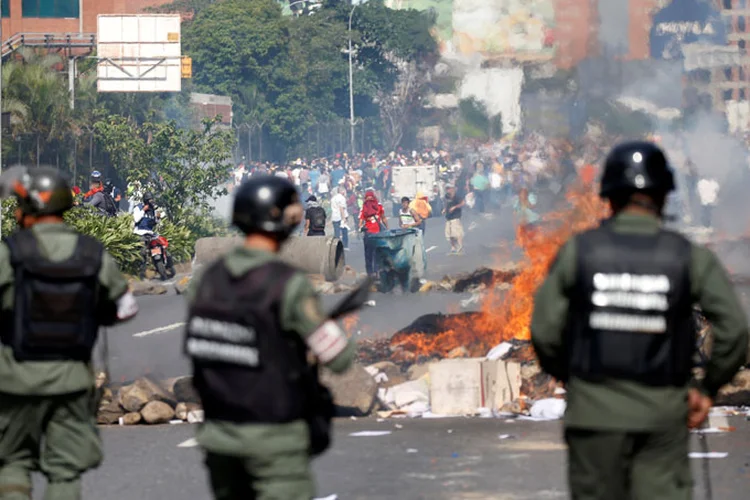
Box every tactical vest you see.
[185,260,308,423]
[3,229,103,362]
[567,222,695,386]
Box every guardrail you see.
[2,32,96,58]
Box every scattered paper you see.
[374,372,388,383]
[498,434,515,440]
[349,431,392,437]
[406,448,419,453]
[692,427,735,434]
[364,300,376,307]
[420,411,452,419]
[168,419,185,425]
[314,495,338,500]
[689,452,728,459]
[394,424,403,429]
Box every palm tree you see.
[3,48,73,165]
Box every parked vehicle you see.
[144,232,176,281]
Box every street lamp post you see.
[348,5,357,157]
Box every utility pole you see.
[348,4,357,156]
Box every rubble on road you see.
[321,363,379,416]
[416,264,522,294]
[716,369,750,406]
[97,376,202,426]
[129,281,169,296]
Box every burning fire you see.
[392,179,609,358]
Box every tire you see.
[155,260,169,281]
[165,255,177,278]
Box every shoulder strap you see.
[4,230,42,267]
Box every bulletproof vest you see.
[567,222,695,386]
[3,229,103,362]
[185,260,308,423]
[307,206,326,231]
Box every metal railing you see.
[2,32,96,58]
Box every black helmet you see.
[143,192,154,202]
[104,179,113,190]
[600,141,675,198]
[0,166,73,216]
[232,175,302,238]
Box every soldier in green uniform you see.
[0,166,138,500]
[531,142,749,500]
[185,175,355,500]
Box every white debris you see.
[691,428,732,434]
[460,292,484,309]
[394,424,403,429]
[364,300,376,307]
[314,495,338,500]
[187,410,205,424]
[529,398,566,420]
[349,431,392,437]
[380,379,430,411]
[374,372,389,384]
[476,407,493,418]
[689,452,728,459]
[168,419,184,425]
[406,448,419,453]
[420,411,452,419]
[498,434,514,440]
[486,342,513,361]
[365,366,379,377]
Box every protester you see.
[697,176,719,228]
[304,195,326,236]
[359,190,388,278]
[409,191,431,235]
[443,184,465,255]
[330,187,349,250]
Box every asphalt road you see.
[25,416,750,499]
[103,208,514,383]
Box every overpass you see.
[1,32,96,59]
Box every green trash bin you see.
[369,229,427,293]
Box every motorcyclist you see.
[83,171,117,216]
[104,179,123,211]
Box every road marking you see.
[133,322,185,338]
[426,245,437,253]
[177,438,198,448]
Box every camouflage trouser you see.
[0,390,102,500]
[565,426,691,500]
[204,450,314,500]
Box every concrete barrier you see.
[429,358,484,415]
[429,358,522,416]
[193,236,345,282]
[481,359,522,411]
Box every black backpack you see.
[102,191,118,217]
[308,206,326,230]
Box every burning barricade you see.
[350,182,608,417]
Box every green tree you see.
[2,48,73,165]
[94,116,235,221]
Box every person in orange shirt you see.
[408,191,432,235]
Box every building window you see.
[725,67,734,80]
[741,40,747,49]
[739,16,747,32]
[22,0,79,18]
[741,67,747,80]
[742,89,747,100]
[724,90,733,101]
[2,0,8,18]
[724,0,732,9]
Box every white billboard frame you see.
[97,14,182,93]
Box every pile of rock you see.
[97,376,203,426]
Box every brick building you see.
[0,0,169,41]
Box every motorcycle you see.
[143,232,176,281]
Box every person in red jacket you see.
[358,190,388,277]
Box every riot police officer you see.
[531,142,749,500]
[0,166,138,500]
[185,175,355,500]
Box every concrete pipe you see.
[279,236,345,282]
[193,236,345,282]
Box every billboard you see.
[386,0,555,57]
[97,15,182,93]
[649,0,727,60]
